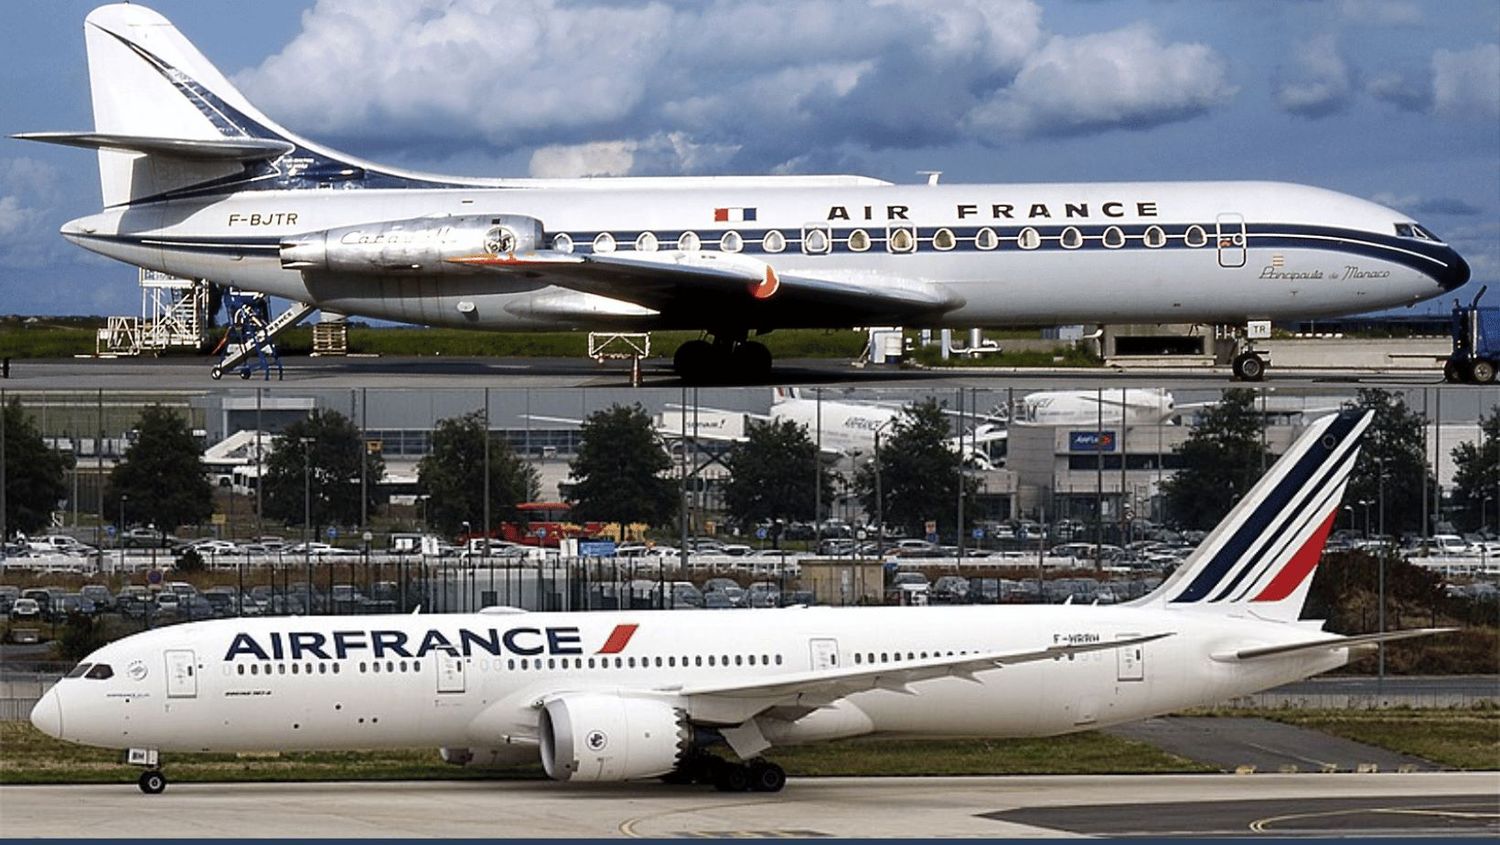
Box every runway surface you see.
[0,355,1464,391]
[1,773,1494,838]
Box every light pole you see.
[301,436,313,613]
[1376,458,1390,693]
[1358,499,1372,539]
[118,493,128,572]
[461,520,471,613]
[872,418,896,565]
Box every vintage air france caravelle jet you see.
[32,410,1453,794]
[17,4,1471,382]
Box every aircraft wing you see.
[670,633,1171,723]
[448,250,960,324]
[1211,627,1456,662]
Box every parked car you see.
[9,597,41,622]
[746,581,781,608]
[79,584,114,611]
[0,585,19,614]
[153,591,181,615]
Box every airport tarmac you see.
[1,772,1494,838]
[0,355,1470,391]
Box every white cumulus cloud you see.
[234,0,1238,175]
[964,25,1234,140]
[1274,35,1354,118]
[1432,43,1500,120]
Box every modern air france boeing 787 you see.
[31,410,1451,794]
[18,5,1470,381]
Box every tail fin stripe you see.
[1251,510,1339,602]
[1170,411,1362,603]
[1206,442,1359,603]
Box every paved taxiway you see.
[2,773,1494,838]
[0,355,1468,391]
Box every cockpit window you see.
[85,664,114,680]
[1396,222,1441,241]
[66,663,92,679]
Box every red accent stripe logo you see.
[1251,511,1337,602]
[596,623,638,654]
[713,208,730,222]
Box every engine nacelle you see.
[280,214,545,274]
[538,693,690,782]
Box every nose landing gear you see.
[138,769,167,795]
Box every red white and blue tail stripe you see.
[1136,410,1372,620]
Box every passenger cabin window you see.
[1102,226,1125,249]
[1143,226,1166,248]
[1184,225,1207,248]
[847,229,871,252]
[593,232,616,253]
[720,231,743,253]
[802,225,831,255]
[762,230,786,253]
[678,231,701,251]
[552,233,574,253]
[932,228,956,251]
[1060,227,1083,249]
[975,228,999,250]
[85,664,114,680]
[1017,227,1041,250]
[887,226,916,253]
[635,232,659,252]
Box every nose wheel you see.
[138,769,167,794]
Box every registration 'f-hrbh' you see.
[32,410,1451,794]
[15,4,1470,382]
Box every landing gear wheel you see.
[713,763,752,792]
[1232,352,1265,382]
[239,369,252,380]
[673,339,716,384]
[1444,359,1464,383]
[1471,360,1496,384]
[138,770,166,795]
[210,366,223,381]
[748,761,786,793]
[730,341,772,383]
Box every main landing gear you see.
[1232,350,1266,382]
[672,333,773,385]
[662,754,787,793]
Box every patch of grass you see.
[1265,708,1499,770]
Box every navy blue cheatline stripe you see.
[1170,411,1364,604]
[1207,443,1358,603]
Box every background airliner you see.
[31,410,1450,794]
[16,5,1469,382]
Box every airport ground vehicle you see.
[9,598,42,622]
[1444,291,1500,384]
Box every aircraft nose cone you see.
[30,689,62,739]
[1440,249,1471,292]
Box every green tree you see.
[1342,389,1434,538]
[418,411,540,536]
[1,398,71,537]
[854,399,975,538]
[262,410,384,532]
[1162,389,1268,530]
[722,419,834,530]
[104,405,213,534]
[566,404,677,527]
[1450,405,1500,532]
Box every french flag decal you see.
[596,623,638,654]
[714,207,757,222]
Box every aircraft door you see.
[436,653,465,694]
[1116,633,1145,682]
[1216,213,1247,268]
[809,638,840,671]
[164,649,198,698]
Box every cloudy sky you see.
[2,0,1496,316]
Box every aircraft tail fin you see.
[17,4,388,208]
[1132,409,1373,622]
